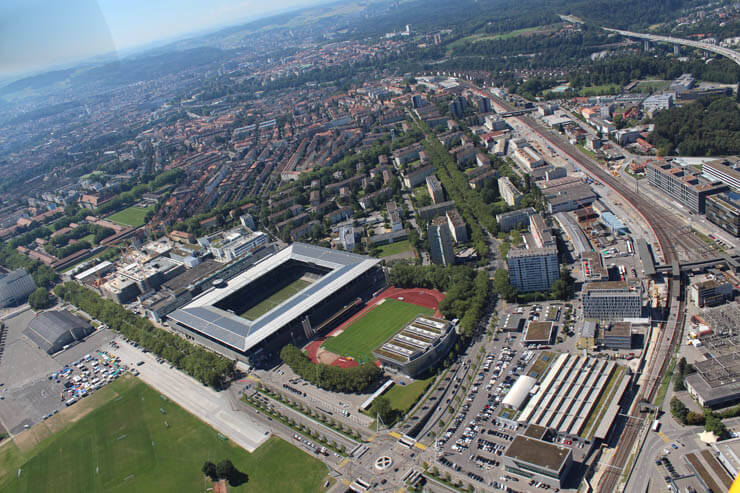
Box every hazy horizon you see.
[0,0,334,79]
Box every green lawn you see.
[240,279,312,320]
[105,206,153,228]
[447,26,543,52]
[377,240,414,258]
[0,378,328,493]
[384,376,434,414]
[631,80,670,93]
[577,84,622,97]
[322,299,433,363]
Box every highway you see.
[483,90,690,492]
[604,26,740,67]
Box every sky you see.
[0,0,329,78]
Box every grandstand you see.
[168,243,386,366]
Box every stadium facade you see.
[373,315,456,378]
[168,243,386,366]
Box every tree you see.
[551,267,576,300]
[670,397,689,424]
[28,287,52,310]
[492,269,517,302]
[705,414,729,440]
[216,460,235,481]
[371,397,397,425]
[202,461,218,481]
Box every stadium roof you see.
[168,243,380,352]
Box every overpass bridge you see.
[654,254,740,274]
[603,27,740,68]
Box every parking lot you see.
[0,308,115,435]
[434,342,543,491]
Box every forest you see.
[650,96,740,156]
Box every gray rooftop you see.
[168,243,379,352]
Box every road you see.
[482,88,691,492]
[109,337,271,452]
[604,26,740,67]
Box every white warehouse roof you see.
[502,375,537,410]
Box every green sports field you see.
[105,206,153,228]
[322,299,433,363]
[0,378,328,493]
[239,278,311,320]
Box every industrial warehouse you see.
[508,353,630,441]
[167,243,386,366]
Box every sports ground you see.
[239,279,311,320]
[105,206,153,228]
[0,377,328,493]
[321,298,433,364]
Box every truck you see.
[652,420,660,432]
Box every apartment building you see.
[507,247,559,293]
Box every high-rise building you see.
[499,177,522,207]
[477,96,492,113]
[507,247,559,293]
[428,218,455,266]
[449,96,466,119]
[426,175,445,204]
[412,94,424,109]
[446,209,468,243]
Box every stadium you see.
[167,243,386,366]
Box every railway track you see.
[485,94,689,492]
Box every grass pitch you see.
[239,278,312,320]
[322,299,433,363]
[0,378,328,493]
[105,206,153,228]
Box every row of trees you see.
[53,282,235,388]
[422,131,495,257]
[670,397,731,439]
[279,344,382,393]
[673,357,695,391]
[388,263,490,337]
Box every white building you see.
[198,227,268,263]
[499,177,522,207]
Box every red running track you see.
[304,287,444,368]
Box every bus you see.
[652,420,660,432]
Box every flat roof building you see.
[503,426,573,488]
[373,316,456,378]
[582,282,641,320]
[646,161,728,214]
[703,158,740,191]
[497,208,536,233]
[598,322,632,349]
[689,279,734,308]
[686,353,740,408]
[524,321,554,345]
[712,437,740,478]
[530,213,555,248]
[581,251,608,282]
[706,191,740,237]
